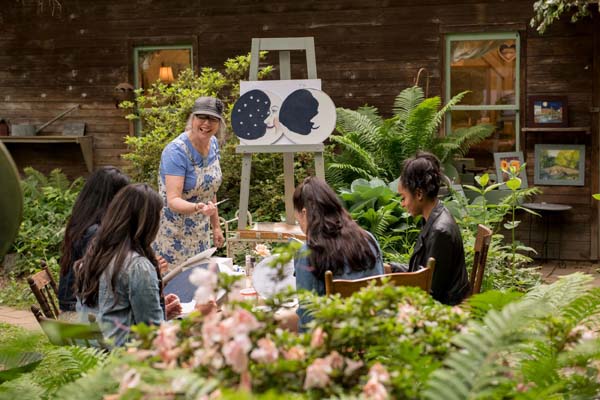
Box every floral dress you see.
[153,135,222,267]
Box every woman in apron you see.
[153,97,226,268]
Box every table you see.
[0,135,94,172]
[522,202,572,261]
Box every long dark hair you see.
[59,167,130,277]
[74,184,163,307]
[293,176,378,278]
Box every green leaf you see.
[475,173,490,187]
[506,177,522,191]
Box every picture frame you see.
[527,95,568,128]
[534,144,585,186]
[494,151,528,188]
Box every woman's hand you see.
[156,255,169,275]
[213,226,225,248]
[195,201,217,216]
[165,293,182,320]
[195,299,218,316]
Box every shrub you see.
[3,168,82,277]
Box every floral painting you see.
[494,151,528,188]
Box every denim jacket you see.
[295,231,384,330]
[86,252,165,347]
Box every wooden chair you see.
[27,260,60,319]
[469,224,493,296]
[31,305,105,348]
[325,257,436,298]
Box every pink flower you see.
[231,308,262,335]
[344,358,364,376]
[250,337,279,364]
[152,323,181,367]
[118,368,141,393]
[254,244,271,258]
[190,267,218,304]
[222,334,252,373]
[202,312,224,346]
[304,357,333,389]
[283,346,306,361]
[310,326,327,348]
[363,377,388,400]
[325,351,344,370]
[451,306,465,315]
[397,304,418,323]
[369,362,390,383]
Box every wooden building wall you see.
[0,0,597,260]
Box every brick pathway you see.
[0,306,40,330]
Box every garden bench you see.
[325,257,435,298]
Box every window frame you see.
[132,44,194,136]
[444,32,521,150]
[132,44,194,90]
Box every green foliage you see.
[447,171,542,292]
[338,178,420,262]
[120,53,273,186]
[3,168,82,278]
[327,86,494,189]
[425,273,600,399]
[531,0,598,34]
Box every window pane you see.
[450,39,516,106]
[451,109,516,168]
[137,48,192,90]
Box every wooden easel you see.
[236,37,326,230]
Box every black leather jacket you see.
[409,202,469,305]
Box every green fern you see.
[327,85,494,189]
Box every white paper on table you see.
[180,300,197,315]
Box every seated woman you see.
[74,184,181,347]
[293,176,384,331]
[397,152,469,305]
[58,166,130,313]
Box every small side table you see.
[522,202,572,261]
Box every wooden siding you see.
[0,0,598,259]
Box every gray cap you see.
[191,97,224,122]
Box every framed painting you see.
[494,151,528,188]
[527,95,568,128]
[534,144,585,186]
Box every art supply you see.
[214,198,228,206]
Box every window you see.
[445,33,520,168]
[132,45,193,134]
[133,45,193,91]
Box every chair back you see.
[325,257,436,297]
[27,260,60,319]
[31,305,105,348]
[470,224,492,295]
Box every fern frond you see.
[327,163,373,181]
[424,299,548,400]
[524,272,594,312]
[429,90,468,134]
[392,86,424,124]
[356,105,383,126]
[328,135,382,177]
[335,108,380,148]
[401,97,440,157]
[438,124,495,162]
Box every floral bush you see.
[81,283,467,399]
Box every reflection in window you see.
[135,46,192,91]
[446,34,519,175]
